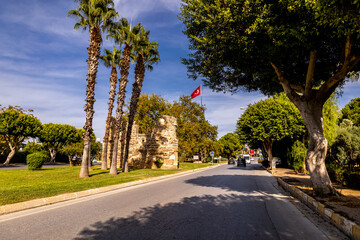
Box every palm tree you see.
[67,0,118,177]
[122,28,160,172]
[107,18,142,175]
[100,47,121,170]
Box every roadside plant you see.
[27,152,49,170]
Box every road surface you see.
[0,164,347,240]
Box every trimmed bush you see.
[27,152,49,170]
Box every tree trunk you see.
[80,137,91,177]
[102,66,118,170]
[297,101,334,195]
[68,155,73,167]
[80,26,102,178]
[110,44,131,174]
[88,144,93,171]
[3,143,16,166]
[123,54,145,173]
[49,148,57,163]
[262,139,273,167]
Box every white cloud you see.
[114,0,182,19]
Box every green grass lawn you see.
[0,162,215,205]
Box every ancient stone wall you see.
[104,115,178,169]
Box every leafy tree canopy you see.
[218,132,243,159]
[236,96,305,160]
[39,124,82,162]
[170,95,218,160]
[341,97,360,126]
[180,0,360,97]
[323,93,340,146]
[132,93,171,134]
[0,107,42,165]
[330,122,360,169]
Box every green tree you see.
[0,109,42,166]
[133,93,171,134]
[107,18,142,175]
[122,28,160,173]
[39,124,82,163]
[24,141,44,154]
[180,0,360,194]
[330,121,360,171]
[218,133,243,160]
[100,46,121,170]
[67,0,118,177]
[323,94,340,146]
[341,97,360,127]
[170,96,218,161]
[236,98,305,165]
[0,135,8,156]
[291,140,308,173]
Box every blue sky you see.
[0,0,359,140]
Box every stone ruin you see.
[104,115,179,169]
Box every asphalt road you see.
[0,164,347,240]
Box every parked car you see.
[228,158,235,164]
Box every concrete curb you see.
[277,178,360,240]
[0,164,224,216]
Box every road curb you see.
[0,164,224,216]
[277,177,360,240]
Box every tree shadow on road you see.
[74,193,290,240]
[185,173,276,195]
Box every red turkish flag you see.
[191,86,201,99]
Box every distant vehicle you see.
[228,158,235,164]
[243,154,251,164]
[237,157,246,167]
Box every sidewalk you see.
[272,168,360,226]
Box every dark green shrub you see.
[154,159,163,168]
[343,172,360,189]
[27,152,49,170]
[291,140,307,173]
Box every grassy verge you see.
[0,162,216,205]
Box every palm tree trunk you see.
[80,26,102,178]
[101,66,118,170]
[123,54,145,173]
[110,44,131,175]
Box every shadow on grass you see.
[75,193,290,240]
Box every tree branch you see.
[270,61,303,102]
[344,35,351,65]
[318,55,360,102]
[305,50,317,99]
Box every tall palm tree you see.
[107,18,142,175]
[67,0,118,177]
[123,28,160,172]
[100,47,121,170]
